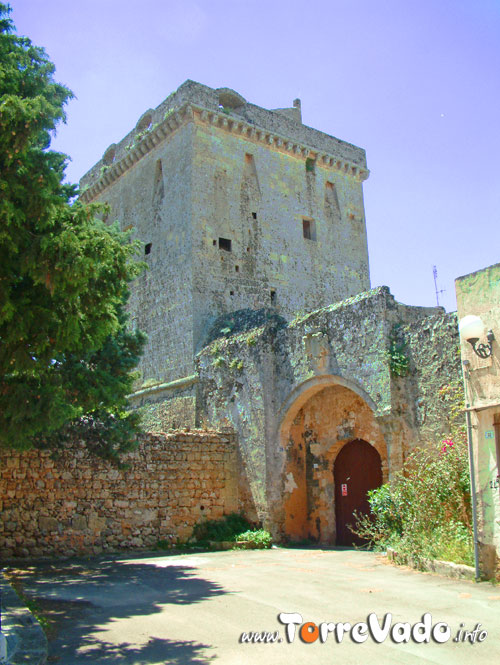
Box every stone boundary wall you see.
[0,431,239,558]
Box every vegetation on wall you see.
[387,324,410,377]
[0,4,145,460]
[205,308,286,346]
[305,157,315,172]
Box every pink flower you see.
[440,439,455,455]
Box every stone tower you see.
[80,80,371,400]
[79,80,461,544]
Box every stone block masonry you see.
[195,287,461,541]
[0,431,239,558]
[73,78,465,547]
[80,80,371,392]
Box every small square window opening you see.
[145,243,152,255]
[219,237,232,252]
[302,219,316,241]
[252,212,257,220]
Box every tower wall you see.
[190,119,370,352]
[95,123,195,386]
[80,80,372,390]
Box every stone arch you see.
[136,110,153,132]
[102,143,116,166]
[272,375,387,545]
[277,375,378,434]
[216,87,246,109]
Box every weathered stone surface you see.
[0,432,239,558]
[81,80,370,396]
[73,79,463,547]
[196,287,460,540]
[38,516,59,532]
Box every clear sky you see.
[9,0,500,313]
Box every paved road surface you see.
[7,548,500,664]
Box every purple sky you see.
[10,0,500,313]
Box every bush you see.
[192,513,252,544]
[236,529,273,548]
[190,514,273,549]
[352,434,473,566]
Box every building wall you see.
[94,122,196,386]
[196,287,461,538]
[456,262,500,579]
[0,432,240,558]
[79,80,371,396]
[190,121,370,352]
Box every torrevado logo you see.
[238,612,488,645]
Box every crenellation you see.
[81,92,368,204]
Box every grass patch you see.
[4,571,53,636]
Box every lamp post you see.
[462,369,481,582]
[459,315,495,359]
[459,315,497,581]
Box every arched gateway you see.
[274,376,387,545]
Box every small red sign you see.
[341,484,348,496]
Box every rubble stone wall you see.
[0,431,240,558]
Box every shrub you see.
[192,513,252,544]
[352,434,473,566]
[191,514,273,549]
[236,529,273,548]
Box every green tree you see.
[0,3,146,460]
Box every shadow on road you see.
[5,553,225,664]
[50,635,216,664]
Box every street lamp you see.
[459,315,495,358]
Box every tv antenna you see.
[433,265,445,307]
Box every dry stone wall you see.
[0,431,239,558]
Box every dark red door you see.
[334,439,382,546]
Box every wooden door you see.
[334,439,382,546]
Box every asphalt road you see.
[6,548,500,664]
